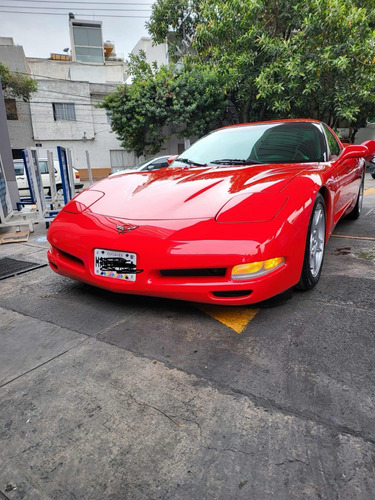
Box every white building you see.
[1,19,139,179]
[0,37,34,159]
[130,37,169,69]
[23,17,138,178]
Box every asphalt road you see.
[0,174,374,499]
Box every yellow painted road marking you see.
[332,234,375,241]
[197,305,259,334]
[364,188,375,195]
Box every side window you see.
[14,163,24,176]
[150,158,168,169]
[39,161,49,174]
[323,125,341,158]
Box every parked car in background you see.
[14,159,83,197]
[110,156,172,177]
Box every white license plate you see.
[94,249,137,281]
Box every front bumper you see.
[47,211,306,305]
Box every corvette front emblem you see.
[116,224,139,234]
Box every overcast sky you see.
[0,0,155,60]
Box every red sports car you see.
[47,120,375,305]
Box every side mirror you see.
[360,140,375,162]
[167,155,178,165]
[337,144,368,163]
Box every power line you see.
[0,5,151,11]
[7,0,153,4]
[18,87,116,101]
[13,71,128,87]
[0,10,149,17]
[30,100,106,107]
[10,73,125,101]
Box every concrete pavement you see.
[0,174,374,499]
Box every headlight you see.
[216,192,288,223]
[231,257,285,280]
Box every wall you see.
[0,38,35,152]
[30,80,95,141]
[27,58,127,84]
[355,126,375,144]
[26,57,133,173]
[30,81,137,177]
[0,83,19,208]
[131,38,168,67]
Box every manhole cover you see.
[0,257,47,280]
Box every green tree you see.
[146,0,203,62]
[195,0,375,128]
[103,0,375,154]
[100,54,226,156]
[0,63,37,101]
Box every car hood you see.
[77,164,306,220]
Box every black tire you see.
[55,184,64,197]
[371,173,375,180]
[346,175,364,220]
[296,193,326,291]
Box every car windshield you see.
[173,122,325,167]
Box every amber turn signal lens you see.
[231,257,285,280]
[232,262,263,275]
[263,257,285,270]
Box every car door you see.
[14,161,28,193]
[324,125,361,224]
[38,160,51,193]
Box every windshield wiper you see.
[176,158,208,167]
[211,159,264,165]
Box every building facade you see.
[0,21,138,179]
[0,37,34,159]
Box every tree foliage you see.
[100,53,226,156]
[146,0,203,62]
[0,63,37,101]
[195,0,375,127]
[103,0,375,155]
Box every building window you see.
[12,149,23,160]
[53,103,76,121]
[5,99,18,120]
[72,21,104,63]
[110,150,135,173]
[110,150,127,169]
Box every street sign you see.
[57,146,72,205]
[24,148,47,219]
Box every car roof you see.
[219,119,322,131]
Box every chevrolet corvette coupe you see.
[47,120,375,305]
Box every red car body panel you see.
[47,120,375,305]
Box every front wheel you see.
[296,193,326,291]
